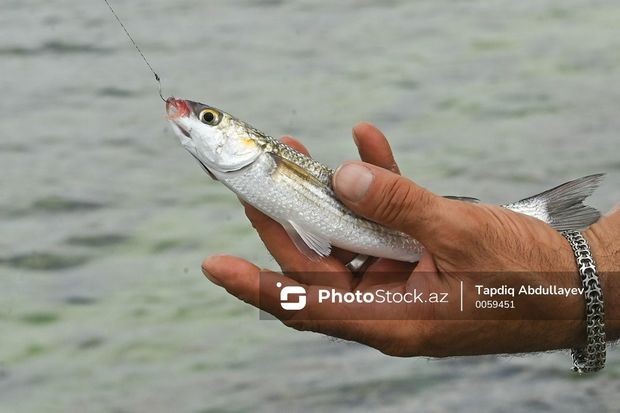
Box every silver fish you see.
[166,97,603,262]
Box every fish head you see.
[166,97,262,173]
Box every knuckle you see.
[375,178,429,229]
[375,179,413,226]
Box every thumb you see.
[332,161,450,245]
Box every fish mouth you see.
[166,97,191,120]
[166,97,192,138]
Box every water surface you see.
[1,1,620,412]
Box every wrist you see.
[583,225,620,341]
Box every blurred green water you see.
[1,0,620,412]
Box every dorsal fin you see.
[247,128,334,188]
[443,196,480,203]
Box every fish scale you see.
[166,97,604,263]
[219,152,423,261]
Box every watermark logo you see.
[277,282,306,310]
[258,271,620,321]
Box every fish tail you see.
[503,174,605,231]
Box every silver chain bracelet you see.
[561,230,606,373]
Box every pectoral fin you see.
[282,220,331,260]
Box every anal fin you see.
[282,220,331,260]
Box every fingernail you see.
[202,266,222,287]
[334,163,374,202]
[351,127,360,146]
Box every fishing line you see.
[101,0,166,101]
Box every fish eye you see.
[199,108,221,125]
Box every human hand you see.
[202,124,619,357]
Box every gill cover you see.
[168,98,262,173]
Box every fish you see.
[166,97,604,263]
